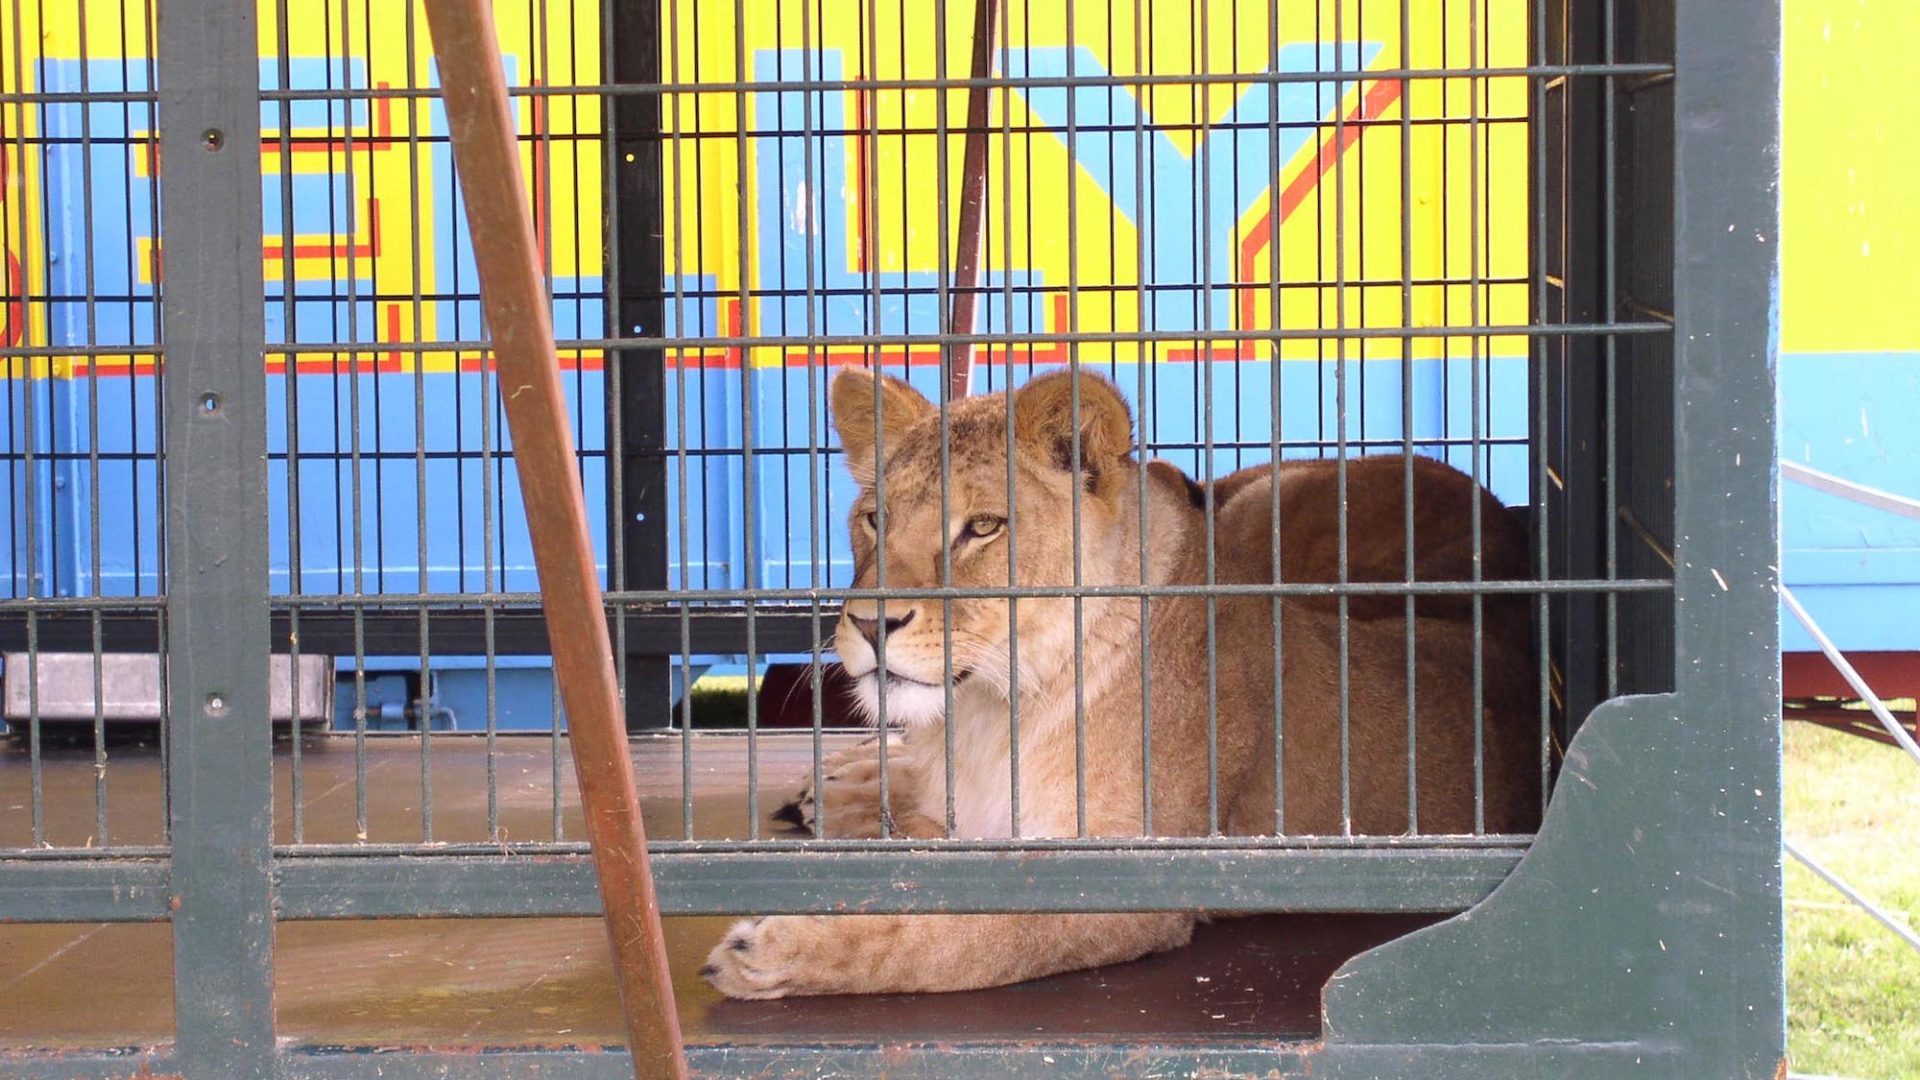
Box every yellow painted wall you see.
[1780,0,1920,355]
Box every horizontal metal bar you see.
[0,597,166,614]
[279,832,1534,858]
[0,614,178,654]
[0,272,1529,310]
[271,608,827,657]
[0,609,829,657]
[273,847,1525,918]
[640,113,1531,143]
[645,272,1539,302]
[253,60,1677,101]
[0,846,171,860]
[3,578,1662,655]
[272,577,1674,606]
[614,433,1532,460]
[253,320,1672,356]
[0,325,1599,359]
[0,345,161,359]
[0,858,172,922]
[0,89,159,104]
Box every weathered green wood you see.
[0,1049,177,1079]
[0,1041,1674,1080]
[0,859,170,922]
[286,1043,1317,1079]
[270,846,1526,918]
[156,0,280,1074]
[1313,3,1784,1077]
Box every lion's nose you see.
[847,608,915,649]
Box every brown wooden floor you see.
[0,729,1439,1049]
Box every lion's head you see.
[828,367,1150,726]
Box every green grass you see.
[1785,721,1920,1080]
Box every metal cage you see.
[0,0,1781,1075]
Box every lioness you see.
[781,449,1536,837]
[700,368,1538,999]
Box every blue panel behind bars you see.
[3,60,162,599]
[1779,352,1920,653]
[7,49,1542,730]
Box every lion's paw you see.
[771,740,902,837]
[698,915,827,1000]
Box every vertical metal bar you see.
[1400,0,1419,835]
[326,0,372,845]
[405,0,435,834]
[998,0,1019,837]
[859,5,893,838]
[944,0,1000,400]
[1466,0,1497,834]
[859,0,896,841]
[1601,0,1621,701]
[1531,0,1554,822]
[1133,0,1152,836]
[274,0,306,846]
[1006,0,1021,837]
[1227,0,1246,474]
[1064,0,1087,839]
[736,0,761,841]
[799,0,837,838]
[1468,0,1488,835]
[1332,0,1353,837]
[1197,0,1220,838]
[664,0,696,843]
[157,0,277,1067]
[422,3,687,1075]
[12,0,44,849]
[930,0,957,838]
[1017,0,1035,382]
[1267,0,1286,837]
[142,0,173,840]
[795,0,830,837]
[74,0,112,846]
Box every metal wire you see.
[0,0,1677,870]
[245,60,1676,101]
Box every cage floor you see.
[0,730,1439,1047]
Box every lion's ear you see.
[831,367,934,485]
[1012,368,1135,490]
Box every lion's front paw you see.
[698,916,827,1000]
[771,748,905,838]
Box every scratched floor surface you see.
[0,731,1434,1048]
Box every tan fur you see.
[1201,453,1532,625]
[701,368,1540,999]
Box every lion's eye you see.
[963,514,1006,539]
[862,511,880,533]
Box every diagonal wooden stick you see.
[946,0,1002,401]
[419,3,687,1077]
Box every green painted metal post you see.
[1316,3,1785,1076]
[158,0,278,1073]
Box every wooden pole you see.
[418,3,688,1077]
[946,0,1001,401]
